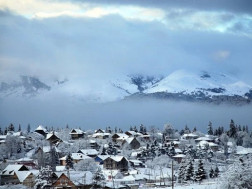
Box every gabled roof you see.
[1,165,30,182]
[125,137,134,144]
[92,132,111,138]
[105,156,127,162]
[70,129,85,135]
[59,153,91,161]
[46,132,60,140]
[2,165,26,175]
[79,149,98,156]
[35,125,48,132]
[195,136,214,141]
[96,155,110,161]
[16,171,33,182]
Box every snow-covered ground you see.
[148,182,220,189]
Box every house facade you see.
[103,156,128,172]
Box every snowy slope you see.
[144,70,252,97]
[0,71,251,104]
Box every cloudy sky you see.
[0,0,252,130]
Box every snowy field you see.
[148,182,220,189]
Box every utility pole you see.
[171,160,174,189]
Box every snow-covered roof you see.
[125,131,137,135]
[183,133,199,137]
[92,132,110,138]
[70,129,84,134]
[46,132,60,140]
[96,155,110,160]
[35,125,47,132]
[89,139,96,143]
[2,165,26,175]
[113,133,129,139]
[79,149,99,156]
[175,148,182,153]
[56,166,67,172]
[173,154,186,158]
[1,165,32,182]
[125,137,135,144]
[114,175,135,182]
[105,155,127,162]
[236,146,252,155]
[0,135,6,140]
[13,132,22,136]
[16,157,34,162]
[195,137,214,141]
[129,159,143,165]
[60,153,91,160]
[16,171,33,182]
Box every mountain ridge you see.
[0,70,251,105]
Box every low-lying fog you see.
[0,96,251,132]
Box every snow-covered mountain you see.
[113,70,252,105]
[1,70,252,105]
[0,76,51,97]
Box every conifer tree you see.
[209,167,215,178]
[207,121,213,135]
[214,166,219,177]
[193,127,197,132]
[185,161,194,181]
[18,124,21,132]
[8,123,15,132]
[178,161,186,183]
[229,119,237,138]
[27,124,31,133]
[66,153,73,169]
[195,160,206,182]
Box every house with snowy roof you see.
[122,137,140,149]
[125,131,142,137]
[195,136,215,143]
[0,135,6,145]
[46,131,61,144]
[172,154,186,163]
[59,153,91,166]
[34,125,48,136]
[95,129,105,133]
[78,149,99,158]
[1,164,35,187]
[92,132,111,139]
[128,159,145,168]
[181,133,199,140]
[69,129,85,140]
[103,156,128,172]
[112,133,129,142]
[52,173,78,189]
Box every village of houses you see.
[0,122,251,189]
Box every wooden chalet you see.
[52,173,77,189]
[1,164,34,187]
[46,132,61,144]
[69,129,85,140]
[103,156,128,172]
[34,125,48,137]
[122,137,140,149]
